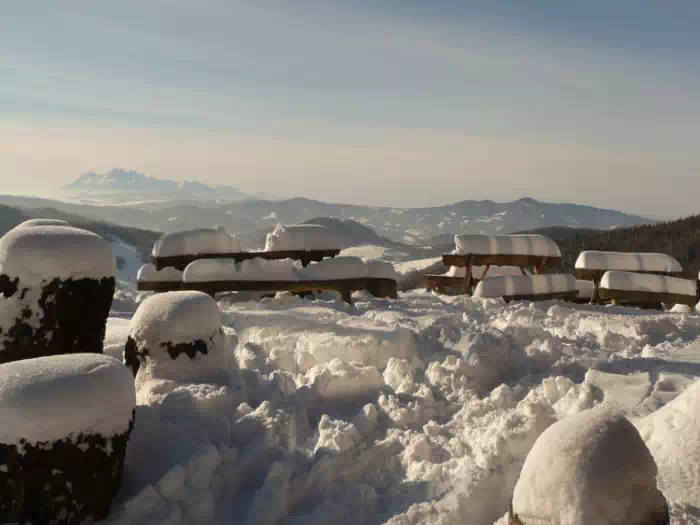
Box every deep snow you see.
[97,288,700,525]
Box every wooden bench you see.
[574,251,684,304]
[137,277,398,305]
[597,271,697,309]
[152,249,341,272]
[472,274,578,303]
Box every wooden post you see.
[462,255,473,296]
[481,264,491,280]
[340,288,353,305]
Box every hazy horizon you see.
[2,1,699,218]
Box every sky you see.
[1,1,699,218]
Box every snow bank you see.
[455,234,561,257]
[576,279,595,299]
[512,408,667,525]
[638,379,700,507]
[0,353,135,445]
[182,259,237,283]
[138,263,183,283]
[575,251,682,273]
[15,218,70,228]
[152,226,241,258]
[600,271,697,296]
[298,256,367,280]
[365,259,398,280]
[473,274,576,299]
[237,258,301,281]
[264,224,339,251]
[0,225,116,286]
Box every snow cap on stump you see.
[14,218,71,228]
[0,225,116,286]
[125,291,227,381]
[511,408,668,525]
[0,354,135,525]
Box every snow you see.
[105,316,131,360]
[575,251,683,273]
[237,258,301,281]
[0,353,135,445]
[473,274,577,298]
[365,259,398,280]
[138,263,183,283]
[152,226,242,258]
[0,225,116,285]
[297,256,368,280]
[512,408,666,525]
[600,270,697,296]
[447,265,526,278]
[182,259,237,283]
[576,279,595,299]
[15,218,70,228]
[129,291,223,348]
[455,234,561,257]
[264,224,340,251]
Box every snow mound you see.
[455,234,561,257]
[305,358,384,400]
[137,263,183,283]
[638,379,700,507]
[264,224,340,251]
[183,259,237,283]
[0,225,116,286]
[473,274,576,298]
[575,251,682,273]
[152,226,241,258]
[237,258,301,281]
[129,291,222,347]
[0,353,135,445]
[600,271,697,296]
[512,408,667,525]
[298,256,367,280]
[15,218,70,228]
[365,259,398,280]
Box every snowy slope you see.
[95,288,700,525]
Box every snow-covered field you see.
[103,289,700,525]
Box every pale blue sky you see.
[1,1,699,217]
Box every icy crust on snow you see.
[447,265,527,278]
[512,408,666,525]
[298,256,368,281]
[600,271,697,296]
[455,234,561,257]
[0,354,135,445]
[237,258,301,281]
[0,225,116,286]
[152,227,242,258]
[137,263,183,283]
[264,224,340,252]
[129,291,222,347]
[473,274,577,298]
[182,259,237,283]
[15,218,70,228]
[638,379,700,507]
[575,251,682,273]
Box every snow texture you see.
[365,259,398,280]
[600,271,697,297]
[0,225,116,286]
[129,291,223,347]
[575,251,682,273]
[138,263,184,283]
[298,256,368,281]
[152,226,241,258]
[182,259,237,283]
[264,224,340,251]
[0,353,135,445]
[455,234,561,257]
[237,258,301,281]
[473,274,577,298]
[512,408,666,525]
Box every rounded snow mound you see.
[298,256,367,280]
[365,259,398,280]
[15,218,70,228]
[264,223,339,252]
[0,225,116,286]
[183,258,237,283]
[129,291,222,347]
[512,408,667,525]
[0,353,135,445]
[152,227,241,258]
[137,263,183,283]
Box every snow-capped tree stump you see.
[0,225,116,364]
[0,354,136,525]
[510,408,669,525]
[124,291,229,384]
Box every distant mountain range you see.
[63,168,250,202]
